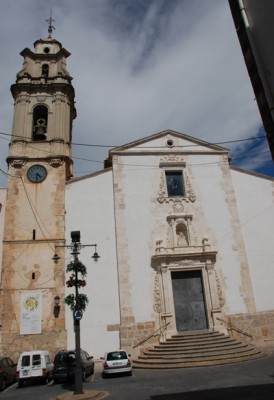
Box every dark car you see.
[0,357,17,391]
[53,350,94,383]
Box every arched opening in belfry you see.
[42,63,49,77]
[32,105,48,141]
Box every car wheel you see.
[18,379,24,388]
[54,378,59,384]
[0,378,6,391]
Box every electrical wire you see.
[0,130,271,174]
[1,176,71,288]
[0,130,268,149]
[20,177,56,252]
[1,151,271,180]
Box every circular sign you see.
[74,310,83,321]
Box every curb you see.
[55,390,109,400]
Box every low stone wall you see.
[107,317,162,358]
[227,310,274,349]
[119,317,157,358]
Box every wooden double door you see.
[171,270,208,331]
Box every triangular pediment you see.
[109,129,229,156]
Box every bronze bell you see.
[33,118,47,140]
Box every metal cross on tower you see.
[46,9,55,37]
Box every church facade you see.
[0,33,274,361]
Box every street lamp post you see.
[70,235,82,394]
[52,230,99,395]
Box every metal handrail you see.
[133,322,170,349]
[217,317,253,339]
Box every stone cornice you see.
[151,249,217,269]
[11,81,74,97]
[20,46,70,59]
[7,155,71,168]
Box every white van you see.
[16,350,53,387]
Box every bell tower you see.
[1,24,76,357]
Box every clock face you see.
[27,164,47,183]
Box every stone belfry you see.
[1,19,76,357]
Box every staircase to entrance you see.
[133,330,265,369]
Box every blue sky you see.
[0,0,273,187]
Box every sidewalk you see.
[56,390,108,400]
[55,360,106,400]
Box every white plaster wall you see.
[114,144,256,321]
[113,146,248,322]
[185,154,249,314]
[65,170,120,359]
[231,169,274,311]
[111,134,225,325]
[64,132,274,357]
[114,156,161,322]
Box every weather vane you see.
[46,9,55,38]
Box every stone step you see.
[153,338,239,349]
[165,333,235,344]
[169,330,225,339]
[139,346,258,359]
[133,352,264,369]
[143,344,252,357]
[154,338,242,349]
[133,330,265,369]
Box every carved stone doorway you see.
[171,270,208,331]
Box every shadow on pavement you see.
[150,383,274,400]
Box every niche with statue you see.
[166,215,194,249]
[176,222,189,247]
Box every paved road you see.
[1,353,274,399]
[91,353,274,400]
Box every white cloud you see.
[0,0,272,186]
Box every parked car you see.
[0,357,17,391]
[101,350,132,377]
[53,349,94,383]
[16,350,53,388]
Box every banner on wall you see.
[20,291,42,335]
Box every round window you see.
[166,139,174,147]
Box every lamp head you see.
[53,295,61,318]
[54,295,61,306]
[92,252,100,261]
[92,245,100,261]
[71,231,81,243]
[52,253,61,263]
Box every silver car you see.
[101,350,132,377]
